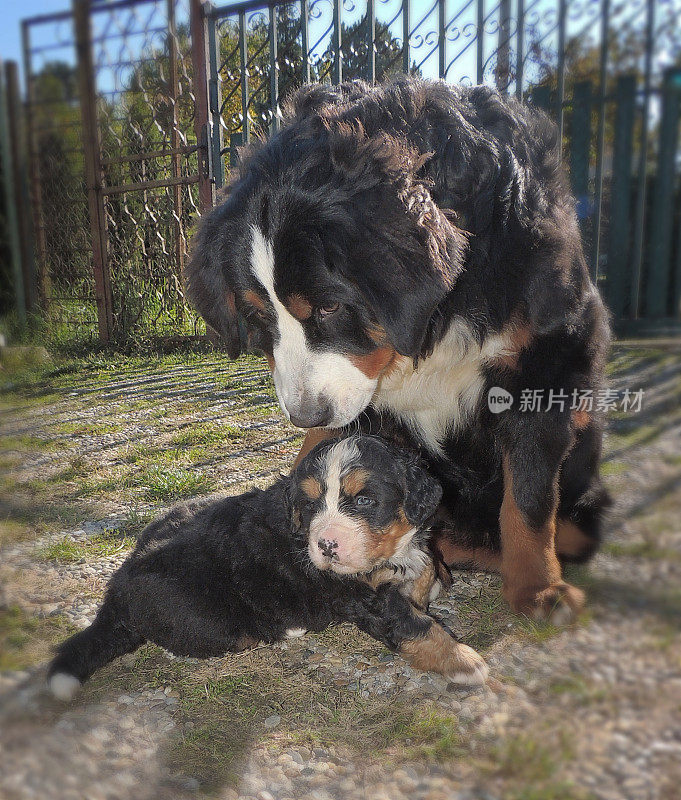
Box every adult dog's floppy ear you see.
[184,207,246,359]
[325,124,467,358]
[403,461,443,527]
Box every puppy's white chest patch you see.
[372,320,513,456]
[385,539,429,581]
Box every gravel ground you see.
[1,345,680,800]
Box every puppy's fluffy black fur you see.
[47,436,463,699]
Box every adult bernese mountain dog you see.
[186,76,611,626]
[48,436,487,701]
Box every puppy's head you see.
[290,435,442,576]
[185,88,467,428]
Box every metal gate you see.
[197,0,681,332]
[23,0,205,344]
[19,0,681,340]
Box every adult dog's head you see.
[186,83,467,428]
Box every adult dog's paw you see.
[508,582,585,625]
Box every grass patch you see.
[517,617,562,645]
[600,460,628,477]
[508,783,597,800]
[602,540,681,561]
[82,635,466,794]
[135,465,214,502]
[170,423,243,448]
[51,420,123,436]
[449,582,515,651]
[0,605,75,671]
[547,674,608,705]
[38,526,137,563]
[0,518,36,548]
[1,434,59,453]
[486,734,558,781]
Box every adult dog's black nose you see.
[288,401,332,429]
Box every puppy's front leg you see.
[339,585,488,685]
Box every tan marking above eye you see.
[244,289,266,312]
[286,293,313,321]
[366,323,387,344]
[300,476,322,500]
[349,346,397,380]
[341,468,370,497]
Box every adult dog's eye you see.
[318,303,340,318]
[355,495,375,507]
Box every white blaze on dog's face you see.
[249,226,388,429]
[293,436,442,577]
[305,438,373,575]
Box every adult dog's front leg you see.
[339,585,488,685]
[498,416,584,624]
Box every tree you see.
[340,15,414,82]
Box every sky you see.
[0,0,70,79]
[0,0,491,90]
[0,0,624,99]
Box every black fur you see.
[185,76,611,577]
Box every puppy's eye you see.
[355,495,375,507]
[318,303,340,318]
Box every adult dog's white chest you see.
[372,319,513,456]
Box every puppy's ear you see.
[325,124,467,358]
[403,461,443,526]
[283,479,303,531]
[184,206,246,359]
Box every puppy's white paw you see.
[285,627,308,639]
[445,644,489,686]
[48,672,81,701]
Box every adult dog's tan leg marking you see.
[500,457,584,624]
[435,537,503,572]
[292,428,338,469]
[400,616,488,685]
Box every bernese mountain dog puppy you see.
[47,435,487,701]
[185,76,611,627]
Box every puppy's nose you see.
[317,538,338,560]
[288,398,332,429]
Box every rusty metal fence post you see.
[0,59,26,322]
[167,0,186,293]
[73,0,113,343]
[21,20,50,312]
[191,0,214,214]
[5,61,37,314]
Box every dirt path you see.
[1,345,680,800]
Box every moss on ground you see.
[0,606,76,671]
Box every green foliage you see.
[0,606,76,671]
[38,526,137,563]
